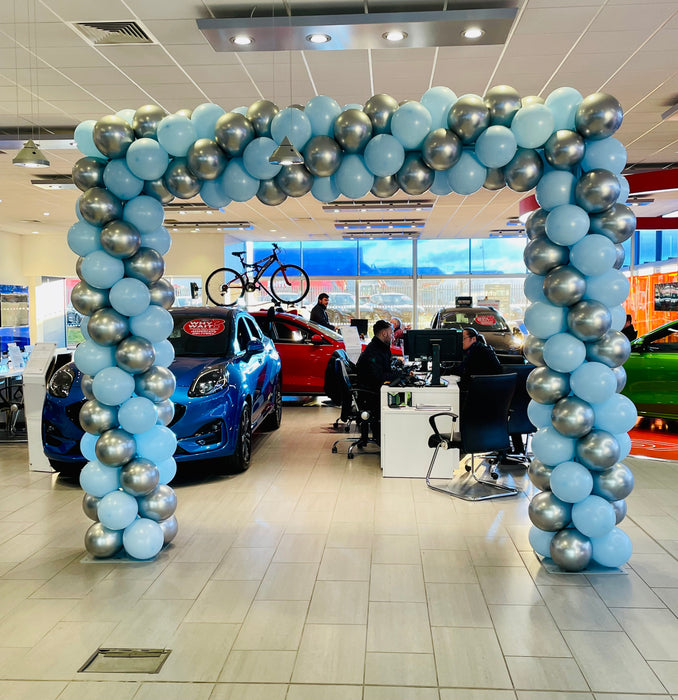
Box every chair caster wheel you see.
[465,465,471,472]
[347,454,353,460]
[491,471,499,480]
[331,447,337,453]
[345,426,350,432]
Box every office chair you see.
[499,363,536,468]
[425,373,518,501]
[325,351,357,432]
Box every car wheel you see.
[261,379,282,431]
[226,403,252,473]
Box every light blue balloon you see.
[311,175,341,203]
[609,304,626,331]
[157,456,177,485]
[103,159,144,200]
[270,108,313,151]
[570,361,617,404]
[335,154,374,199]
[156,113,197,157]
[305,95,342,137]
[536,171,576,210]
[591,527,632,568]
[543,333,586,373]
[363,134,405,177]
[200,176,232,209]
[544,87,583,131]
[191,102,226,139]
[570,234,617,276]
[527,400,554,429]
[421,87,457,130]
[135,425,177,462]
[74,340,116,376]
[430,169,454,196]
[222,158,260,202]
[524,301,568,339]
[545,204,590,246]
[75,119,106,159]
[67,221,102,257]
[80,433,99,462]
[80,316,91,341]
[616,175,630,204]
[474,125,517,168]
[153,339,176,367]
[118,396,158,434]
[572,495,615,538]
[123,195,165,235]
[390,102,432,150]
[116,108,136,125]
[75,197,85,221]
[448,151,487,195]
[123,518,164,560]
[592,394,637,434]
[92,366,136,406]
[140,226,171,256]
[532,426,576,465]
[615,432,632,460]
[126,138,170,181]
[550,461,594,503]
[242,137,282,180]
[581,137,627,174]
[524,273,548,303]
[81,250,125,289]
[98,490,138,531]
[511,104,555,148]
[130,305,174,344]
[79,460,121,498]
[342,103,363,112]
[584,269,630,307]
[232,106,248,115]
[109,278,151,317]
[529,526,556,557]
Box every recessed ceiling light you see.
[179,211,186,215]
[383,30,407,42]
[31,230,39,234]
[43,211,50,216]
[205,210,212,215]
[270,229,277,232]
[230,34,254,46]
[462,27,484,39]
[306,33,331,44]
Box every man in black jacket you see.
[310,293,336,331]
[458,327,502,392]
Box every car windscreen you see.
[305,318,343,340]
[439,310,509,332]
[168,315,232,356]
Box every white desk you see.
[380,381,460,478]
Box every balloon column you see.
[69,87,634,569]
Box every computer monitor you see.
[404,329,463,386]
[350,318,368,337]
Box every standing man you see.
[310,293,336,331]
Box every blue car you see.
[42,307,282,476]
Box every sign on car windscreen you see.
[169,316,232,356]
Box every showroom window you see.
[417,239,470,275]
[358,239,413,276]
[470,237,526,274]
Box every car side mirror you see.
[310,334,324,345]
[247,339,265,354]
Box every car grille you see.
[65,400,87,427]
[168,403,186,427]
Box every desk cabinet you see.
[380,383,460,478]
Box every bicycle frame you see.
[235,246,292,293]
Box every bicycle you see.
[205,243,310,307]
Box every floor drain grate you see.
[78,648,171,674]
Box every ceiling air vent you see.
[71,21,155,46]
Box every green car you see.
[622,320,678,419]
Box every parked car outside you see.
[326,292,357,325]
[430,306,525,363]
[369,293,424,324]
[42,307,282,476]
[622,320,678,419]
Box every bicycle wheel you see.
[269,264,310,304]
[205,268,245,306]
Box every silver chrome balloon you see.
[544,130,585,170]
[333,109,372,153]
[549,529,592,572]
[187,138,227,181]
[79,399,118,435]
[524,237,570,275]
[121,458,160,497]
[158,514,178,544]
[124,247,165,285]
[544,265,586,307]
[82,492,101,521]
[575,168,621,214]
[84,522,124,558]
[164,158,201,199]
[528,491,572,531]
[422,129,462,171]
[76,256,84,280]
[522,95,546,107]
[396,153,434,195]
[156,399,175,426]
[612,365,627,392]
[246,99,280,137]
[257,178,288,206]
[100,220,141,259]
[93,115,134,159]
[78,187,123,227]
[133,105,167,139]
[88,307,129,347]
[611,499,627,524]
[551,396,594,438]
[447,94,490,144]
[525,208,548,240]
[526,366,570,405]
[528,458,553,491]
[143,178,175,205]
[613,243,626,269]
[135,366,176,402]
[71,281,110,317]
[523,335,546,366]
[503,148,544,192]
[148,278,175,309]
[303,136,343,177]
[586,330,631,368]
[115,336,155,374]
[275,165,313,198]
[214,112,255,157]
[483,168,505,190]
[589,203,636,243]
[484,85,521,127]
[138,484,177,521]
[95,428,136,467]
[567,300,611,342]
[72,157,107,191]
[176,107,193,119]
[371,175,399,198]
[576,429,620,471]
[81,373,95,400]
[363,94,399,134]
[592,462,634,501]
[575,93,623,141]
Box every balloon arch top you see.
[69,86,636,570]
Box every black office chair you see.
[499,364,537,468]
[425,373,518,501]
[324,350,357,432]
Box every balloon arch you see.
[68,86,636,570]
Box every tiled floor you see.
[0,404,677,700]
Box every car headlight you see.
[188,366,229,397]
[48,366,76,398]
